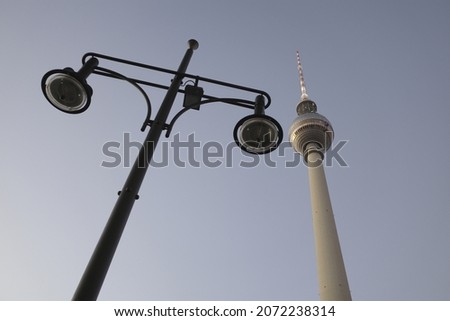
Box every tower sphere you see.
[289,112,334,156]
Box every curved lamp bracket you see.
[45,52,281,153]
[81,52,271,109]
[165,96,255,137]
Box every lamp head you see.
[41,57,98,114]
[234,114,283,154]
[41,68,93,114]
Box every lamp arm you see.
[164,97,257,138]
[82,52,271,109]
[94,66,153,132]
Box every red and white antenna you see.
[296,50,309,101]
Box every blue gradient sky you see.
[1,0,450,300]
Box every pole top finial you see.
[188,39,199,50]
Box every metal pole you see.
[306,143,351,300]
[72,40,199,301]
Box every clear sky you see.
[1,0,449,300]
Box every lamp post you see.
[41,39,283,300]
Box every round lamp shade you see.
[234,114,283,154]
[42,68,92,113]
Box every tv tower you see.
[289,51,351,300]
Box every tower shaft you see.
[306,144,351,300]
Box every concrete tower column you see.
[306,143,351,300]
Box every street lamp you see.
[41,39,283,300]
[234,94,283,154]
[41,57,98,113]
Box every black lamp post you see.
[41,39,282,300]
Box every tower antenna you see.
[296,50,309,101]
